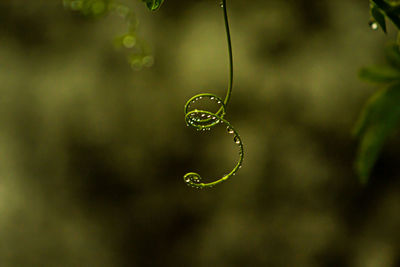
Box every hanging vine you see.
[64,0,243,188]
[183,0,243,189]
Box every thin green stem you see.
[222,0,234,108]
[183,0,243,189]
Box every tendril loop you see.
[183,0,244,189]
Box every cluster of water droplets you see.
[63,0,154,70]
[183,93,244,189]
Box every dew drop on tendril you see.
[234,135,240,144]
[226,126,234,134]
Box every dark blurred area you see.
[1,0,400,266]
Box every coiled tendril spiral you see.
[183,0,244,189]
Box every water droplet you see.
[234,136,241,144]
[210,97,215,100]
[201,114,206,118]
[226,126,234,134]
[369,21,379,30]
[123,35,136,48]
[130,58,142,71]
[217,101,222,104]
[116,5,130,18]
[91,1,106,15]
[142,55,154,67]
[207,115,211,118]
[70,1,83,10]
[198,96,203,100]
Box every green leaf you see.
[142,0,164,11]
[371,0,400,30]
[385,43,400,69]
[359,65,400,83]
[353,83,400,183]
[371,4,387,33]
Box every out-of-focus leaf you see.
[385,43,400,69]
[142,0,164,11]
[359,65,400,83]
[397,31,400,47]
[389,4,400,16]
[353,83,400,183]
[371,4,387,33]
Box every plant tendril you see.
[183,0,244,189]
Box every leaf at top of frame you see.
[371,4,387,33]
[142,0,164,11]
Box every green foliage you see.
[354,1,400,183]
[183,0,244,189]
[353,83,400,183]
[369,0,400,32]
[141,0,164,11]
[63,0,155,70]
[370,3,387,33]
[355,43,400,182]
[359,65,400,83]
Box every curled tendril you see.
[183,0,244,189]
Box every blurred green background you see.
[1,0,400,266]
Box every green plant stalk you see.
[183,0,244,189]
[222,0,233,107]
